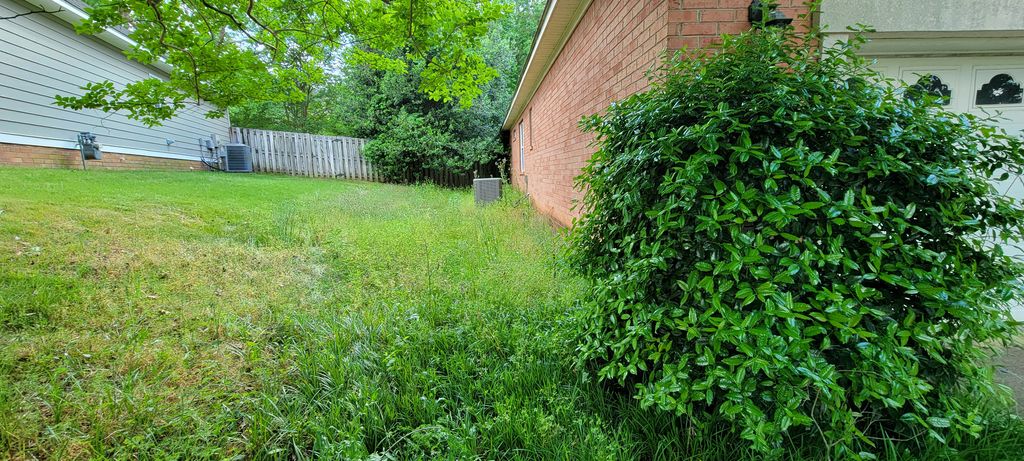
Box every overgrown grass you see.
[1,168,1022,460]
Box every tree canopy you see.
[350,0,543,181]
[229,0,544,181]
[54,0,509,126]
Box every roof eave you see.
[501,0,594,131]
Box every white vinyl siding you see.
[0,0,229,159]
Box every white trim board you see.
[0,132,202,161]
[826,34,1024,58]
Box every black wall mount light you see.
[748,1,793,28]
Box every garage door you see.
[871,57,1024,136]
[872,57,1024,317]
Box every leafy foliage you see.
[348,62,503,181]
[359,110,453,181]
[228,0,543,182]
[54,0,508,125]
[227,76,357,135]
[568,25,1024,458]
[347,0,544,182]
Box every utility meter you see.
[77,132,102,160]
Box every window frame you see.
[518,120,525,173]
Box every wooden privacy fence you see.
[230,127,380,181]
[230,127,485,187]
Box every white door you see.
[872,56,1024,317]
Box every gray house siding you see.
[821,0,1024,34]
[0,0,229,160]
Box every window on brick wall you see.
[518,120,525,172]
[529,108,534,149]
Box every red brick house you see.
[503,0,1024,226]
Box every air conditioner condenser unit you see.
[473,178,501,205]
[220,143,253,173]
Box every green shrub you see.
[346,55,511,184]
[568,25,1024,458]
[361,111,453,182]
[361,110,502,183]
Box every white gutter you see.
[21,0,175,74]
[501,0,594,130]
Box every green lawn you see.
[2,168,1023,460]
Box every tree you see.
[338,0,544,182]
[53,0,508,126]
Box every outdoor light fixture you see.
[748,1,793,28]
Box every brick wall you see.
[0,143,206,171]
[510,0,811,227]
[667,0,811,50]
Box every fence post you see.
[297,132,303,176]
[322,136,330,177]
[281,132,288,175]
[262,130,269,173]
[318,135,324,178]
[292,132,300,176]
[313,135,320,177]
[246,129,255,171]
[327,137,337,177]
[260,131,266,173]
[290,131,297,175]
[284,132,291,175]
[303,133,309,177]
[343,138,352,179]
[358,139,366,180]
[348,137,356,180]
[351,138,358,180]
[342,137,350,178]
[245,129,256,171]
[309,133,316,178]
[270,131,277,173]
[290,132,297,176]
[258,130,265,172]
[254,130,261,172]
[310,134,318,177]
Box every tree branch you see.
[145,1,202,102]
[0,7,63,20]
[197,0,280,55]
[407,0,414,40]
